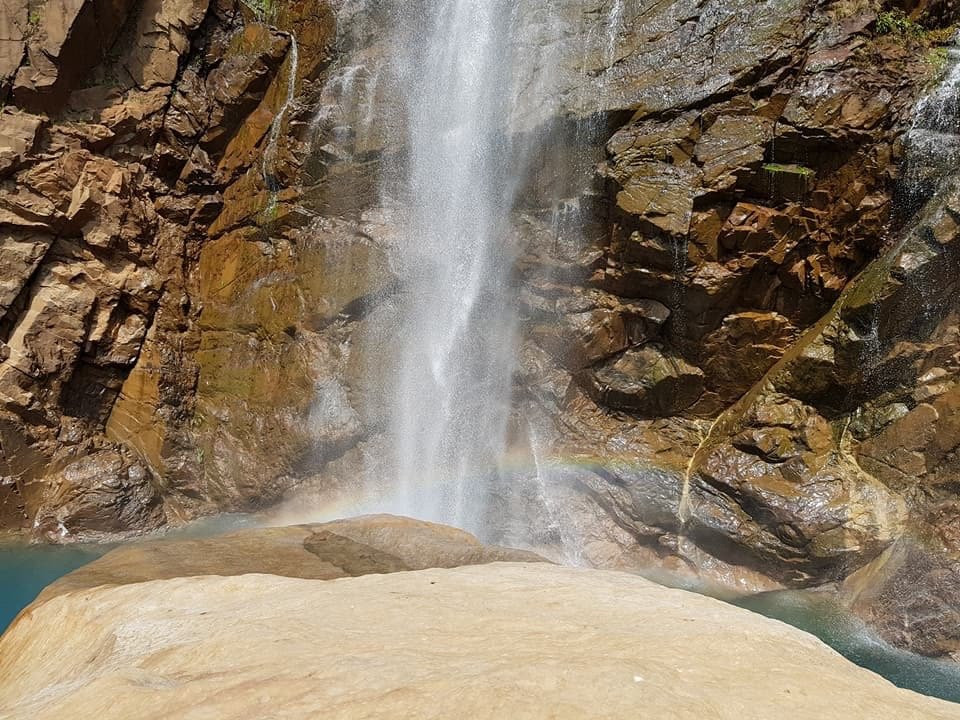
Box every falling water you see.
[300,0,623,540]
[527,420,584,565]
[898,37,960,216]
[604,0,626,66]
[262,34,299,194]
[382,1,526,530]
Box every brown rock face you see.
[509,0,960,661]
[13,0,137,111]
[0,0,337,536]
[587,345,705,417]
[843,541,960,659]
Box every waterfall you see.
[262,33,299,195]
[383,1,525,530]
[298,0,618,541]
[898,37,960,216]
[604,0,625,66]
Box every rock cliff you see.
[1,0,959,663]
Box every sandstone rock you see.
[0,232,52,318]
[0,110,45,176]
[2,561,958,719]
[121,0,209,89]
[559,0,820,122]
[37,514,546,600]
[13,0,136,110]
[65,155,157,249]
[0,0,26,92]
[717,203,803,259]
[0,0,324,536]
[3,262,96,379]
[122,221,398,515]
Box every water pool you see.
[0,514,257,633]
[0,543,108,631]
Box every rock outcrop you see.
[3,541,959,719]
[506,0,960,662]
[0,0,340,536]
[33,514,547,601]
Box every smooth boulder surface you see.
[2,561,959,720]
[34,514,547,601]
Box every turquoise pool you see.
[0,543,108,631]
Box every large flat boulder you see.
[35,514,546,601]
[2,560,958,719]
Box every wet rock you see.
[702,312,798,402]
[546,293,669,370]
[561,309,628,368]
[844,541,960,660]
[690,433,907,584]
[612,162,700,237]
[31,448,163,538]
[694,115,772,188]
[105,220,397,515]
[587,345,705,417]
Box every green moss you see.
[926,47,949,69]
[241,0,276,21]
[763,163,815,176]
[876,9,923,38]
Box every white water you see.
[300,0,629,539]
[900,38,960,212]
[381,2,522,529]
[262,34,299,193]
[604,0,626,66]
